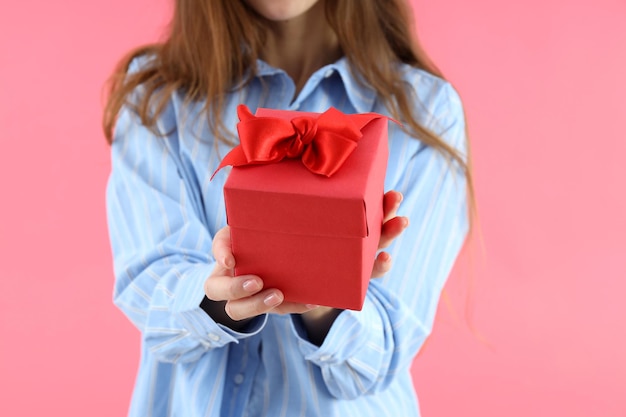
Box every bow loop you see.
[211,105,387,179]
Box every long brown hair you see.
[102,0,475,221]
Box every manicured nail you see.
[243,279,260,292]
[264,293,282,307]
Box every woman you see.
[103,0,472,416]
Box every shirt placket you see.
[224,334,262,417]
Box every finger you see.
[378,216,409,249]
[371,251,392,278]
[223,291,320,321]
[213,226,235,269]
[223,289,285,321]
[204,274,263,302]
[383,191,403,223]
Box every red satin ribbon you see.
[212,105,387,178]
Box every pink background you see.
[1,0,624,415]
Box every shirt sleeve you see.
[290,81,469,399]
[106,91,266,364]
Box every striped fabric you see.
[106,56,468,417]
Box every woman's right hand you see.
[203,226,317,328]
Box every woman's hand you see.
[372,190,410,278]
[203,226,317,329]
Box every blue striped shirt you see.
[106,56,468,417]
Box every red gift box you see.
[219,106,389,310]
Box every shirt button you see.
[208,333,220,342]
[234,374,244,385]
[319,355,331,362]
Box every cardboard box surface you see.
[224,107,388,310]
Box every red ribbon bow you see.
[212,105,386,178]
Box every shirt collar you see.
[254,57,378,114]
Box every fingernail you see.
[305,304,319,310]
[243,279,260,292]
[264,293,282,307]
[402,217,409,228]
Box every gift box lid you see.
[224,108,388,239]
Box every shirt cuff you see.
[291,296,381,366]
[173,264,268,348]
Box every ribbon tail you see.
[210,146,248,180]
[319,107,400,134]
[349,113,401,130]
